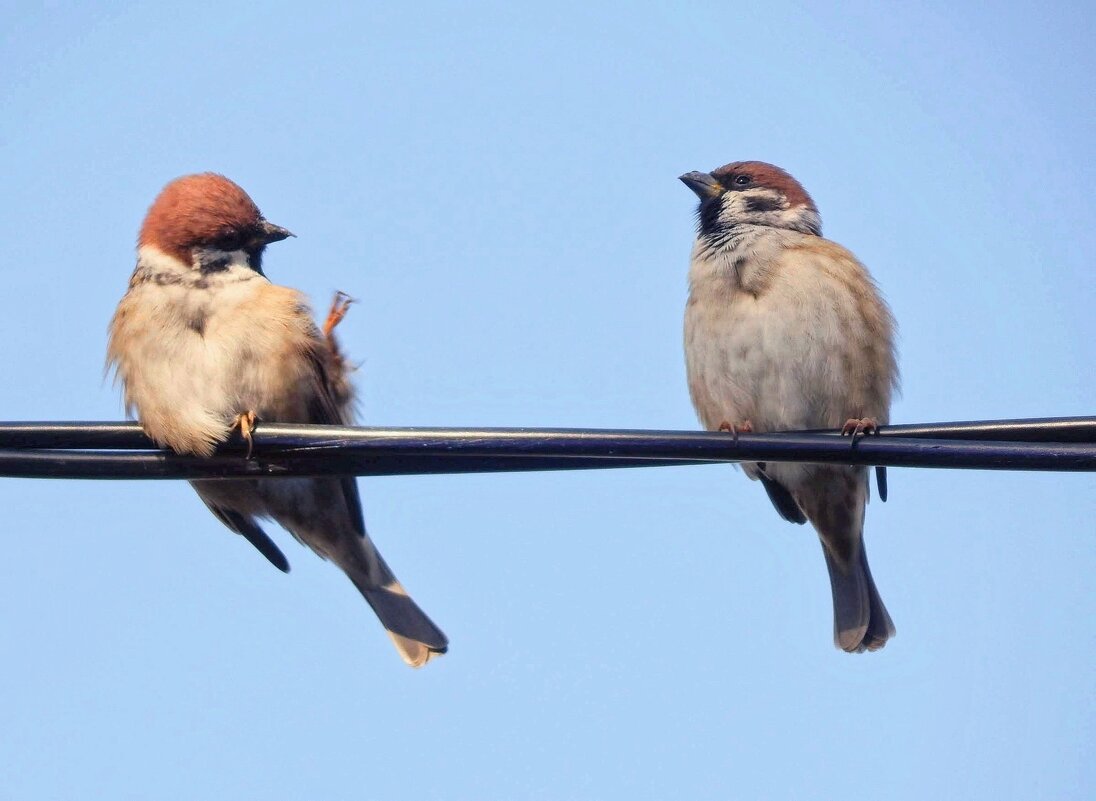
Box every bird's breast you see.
[113,267,325,453]
[684,240,892,433]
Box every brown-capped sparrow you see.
[681,161,898,652]
[108,173,447,666]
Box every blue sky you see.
[1,2,1093,798]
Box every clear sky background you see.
[1,2,1093,799]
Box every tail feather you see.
[857,545,895,652]
[822,540,895,653]
[351,574,448,668]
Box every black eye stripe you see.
[214,233,243,250]
[734,175,751,186]
[213,225,267,251]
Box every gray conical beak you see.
[679,171,723,200]
[259,220,295,244]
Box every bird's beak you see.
[259,219,295,244]
[679,171,724,200]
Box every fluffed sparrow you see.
[108,173,447,666]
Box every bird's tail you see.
[355,580,449,668]
[822,540,895,653]
[348,554,448,668]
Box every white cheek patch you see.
[192,247,252,273]
[138,244,252,278]
[719,189,786,223]
[138,245,189,278]
[718,190,821,236]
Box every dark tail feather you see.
[199,498,290,573]
[759,471,808,524]
[822,541,895,653]
[350,568,448,667]
[857,544,895,652]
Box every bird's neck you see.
[688,224,794,295]
[130,245,264,291]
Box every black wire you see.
[1,416,1094,449]
[0,417,1093,479]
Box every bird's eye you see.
[734,175,751,186]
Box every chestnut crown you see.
[138,173,292,268]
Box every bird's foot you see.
[841,416,878,445]
[233,410,259,458]
[323,291,356,340]
[718,419,753,443]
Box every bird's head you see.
[680,161,821,242]
[138,173,293,275]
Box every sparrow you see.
[680,161,898,653]
[107,173,447,667]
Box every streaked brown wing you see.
[301,326,367,538]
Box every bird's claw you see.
[234,410,259,458]
[718,419,753,443]
[841,417,878,446]
[323,291,356,339]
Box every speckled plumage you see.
[108,174,447,667]
[681,162,898,652]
